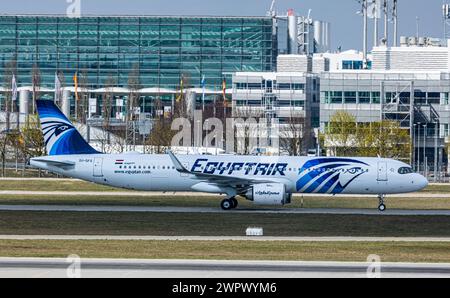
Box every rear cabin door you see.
[377,161,388,181]
[181,162,189,177]
[93,158,104,177]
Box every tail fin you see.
[36,100,99,156]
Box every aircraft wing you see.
[167,151,279,187]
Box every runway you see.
[1,235,450,242]
[1,258,449,278]
[0,204,449,216]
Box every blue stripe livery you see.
[296,158,369,194]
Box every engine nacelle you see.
[245,183,291,206]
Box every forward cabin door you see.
[93,157,104,177]
[377,161,388,181]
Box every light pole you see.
[196,119,201,152]
[423,124,427,176]
[417,122,421,172]
[434,122,438,183]
[413,124,417,171]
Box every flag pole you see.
[201,75,206,112]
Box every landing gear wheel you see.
[378,194,386,212]
[221,199,233,210]
[231,197,238,209]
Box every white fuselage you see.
[30,153,428,195]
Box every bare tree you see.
[233,105,262,155]
[126,64,142,149]
[31,64,41,116]
[99,75,116,151]
[280,112,305,156]
[3,59,17,132]
[77,70,90,124]
[1,59,17,176]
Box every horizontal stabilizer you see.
[31,158,75,169]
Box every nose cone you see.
[415,174,429,191]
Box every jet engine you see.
[245,183,292,206]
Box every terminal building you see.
[0,11,329,120]
[320,38,450,176]
[0,14,276,117]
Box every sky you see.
[0,0,445,50]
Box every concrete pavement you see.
[0,204,449,216]
[1,258,449,278]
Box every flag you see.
[222,78,228,107]
[73,72,79,101]
[54,72,61,102]
[11,74,17,102]
[176,76,184,102]
[201,75,206,109]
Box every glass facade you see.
[0,15,276,90]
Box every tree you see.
[233,105,262,155]
[325,111,357,156]
[357,121,411,160]
[1,59,17,176]
[126,64,142,149]
[31,64,41,116]
[100,75,116,150]
[146,98,176,154]
[77,70,90,124]
[280,113,305,156]
[3,59,17,132]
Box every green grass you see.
[0,194,450,210]
[0,211,449,237]
[1,169,58,178]
[0,179,450,210]
[0,240,449,263]
[422,184,450,194]
[0,179,121,192]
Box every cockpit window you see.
[398,167,413,175]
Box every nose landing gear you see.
[378,194,386,212]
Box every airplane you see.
[30,100,429,212]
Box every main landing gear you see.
[378,194,386,212]
[221,197,238,210]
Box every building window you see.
[440,123,449,138]
[292,83,305,90]
[428,92,440,104]
[344,92,357,104]
[330,91,343,104]
[358,92,370,104]
[372,92,381,104]
[442,93,450,105]
[277,83,291,90]
[236,83,247,89]
[292,100,304,107]
[247,83,262,90]
[415,92,426,104]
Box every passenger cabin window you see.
[398,167,413,175]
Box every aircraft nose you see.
[415,174,429,191]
